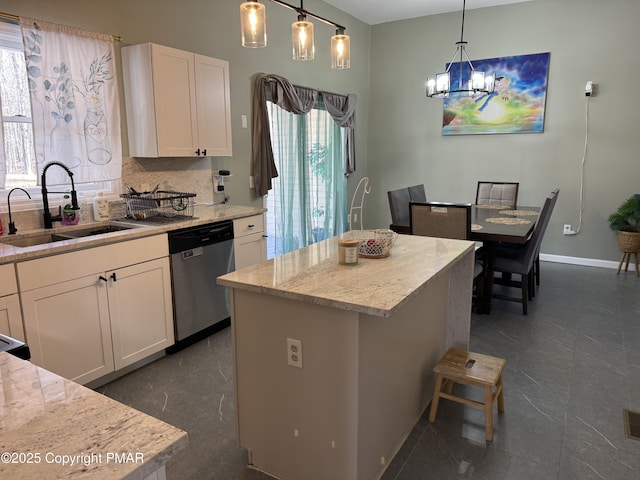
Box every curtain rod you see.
[263,76,346,100]
[0,11,122,42]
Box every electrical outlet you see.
[249,175,255,188]
[563,224,575,235]
[287,338,303,368]
[585,81,595,97]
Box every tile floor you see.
[100,262,640,479]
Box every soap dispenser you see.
[62,195,80,225]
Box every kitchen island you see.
[0,352,187,479]
[218,234,475,480]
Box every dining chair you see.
[410,201,485,304]
[491,190,558,315]
[388,184,427,233]
[534,188,559,287]
[494,188,559,297]
[410,201,472,240]
[476,182,519,208]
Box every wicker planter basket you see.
[343,229,398,258]
[617,231,640,253]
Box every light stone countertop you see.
[0,204,265,265]
[218,234,475,317]
[0,352,187,479]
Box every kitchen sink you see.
[0,233,70,248]
[57,223,135,238]
[0,223,139,249]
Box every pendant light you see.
[292,13,314,60]
[331,28,350,69]
[240,0,350,69]
[240,1,267,48]
[426,0,495,98]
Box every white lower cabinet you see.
[20,273,115,385]
[233,214,266,270]
[18,235,174,385]
[0,263,25,342]
[109,257,173,370]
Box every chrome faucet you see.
[41,161,79,229]
[7,187,32,235]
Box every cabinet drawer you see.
[17,234,168,291]
[0,264,17,296]
[234,215,264,237]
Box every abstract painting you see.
[442,52,550,135]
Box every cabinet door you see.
[21,275,114,385]
[108,257,174,370]
[194,54,232,156]
[151,44,198,157]
[0,294,25,342]
[234,232,267,270]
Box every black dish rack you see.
[120,190,196,221]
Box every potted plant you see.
[608,194,640,255]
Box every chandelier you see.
[426,0,495,98]
[240,0,350,69]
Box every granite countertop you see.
[218,234,474,317]
[0,204,265,264]
[0,352,187,479]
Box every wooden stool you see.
[429,348,506,441]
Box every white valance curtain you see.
[252,73,357,197]
[20,17,121,186]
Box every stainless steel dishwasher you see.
[168,220,234,349]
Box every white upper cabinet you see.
[122,43,232,157]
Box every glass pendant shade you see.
[292,17,314,61]
[330,32,350,69]
[483,73,496,93]
[471,71,485,90]
[427,72,451,98]
[240,1,266,48]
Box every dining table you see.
[469,204,541,314]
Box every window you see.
[0,19,117,211]
[0,20,37,190]
[265,97,348,258]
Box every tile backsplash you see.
[122,156,214,204]
[2,156,216,232]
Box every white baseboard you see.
[540,253,619,270]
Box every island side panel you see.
[231,289,360,480]
[446,248,474,349]
[356,268,450,480]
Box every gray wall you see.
[5,0,639,262]
[3,0,371,211]
[367,0,640,262]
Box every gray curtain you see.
[251,73,356,197]
[322,93,357,175]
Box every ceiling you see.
[322,0,534,26]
